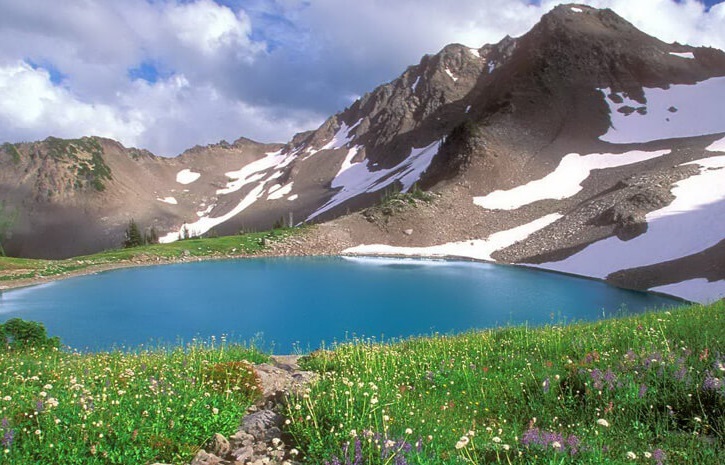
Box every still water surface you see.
[0,256,679,352]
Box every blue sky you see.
[0,0,724,156]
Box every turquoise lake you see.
[0,256,680,352]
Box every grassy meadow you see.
[0,301,722,464]
[0,340,266,464]
[287,300,724,464]
[0,228,297,283]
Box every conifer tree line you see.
[123,219,159,248]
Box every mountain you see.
[1,4,724,303]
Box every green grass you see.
[0,340,266,464]
[286,301,725,464]
[0,228,299,283]
[1,244,722,463]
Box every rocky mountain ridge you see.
[1,3,724,303]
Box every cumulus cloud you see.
[0,62,144,144]
[0,0,722,156]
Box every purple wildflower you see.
[673,366,688,382]
[638,384,648,398]
[624,350,637,363]
[520,428,542,448]
[591,369,604,390]
[354,438,362,465]
[652,448,666,465]
[520,428,571,453]
[0,418,8,429]
[644,353,663,370]
[566,434,580,456]
[702,372,723,392]
[35,400,44,413]
[1,429,13,448]
[543,377,550,394]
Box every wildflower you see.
[492,436,501,443]
[596,419,610,427]
[212,407,219,415]
[1,397,10,402]
[290,448,299,457]
[644,452,652,458]
[702,372,723,391]
[455,436,470,449]
[405,428,413,435]
[503,444,510,451]
[1,430,14,448]
[626,451,637,460]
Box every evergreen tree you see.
[123,219,144,248]
[0,201,16,257]
[145,226,159,245]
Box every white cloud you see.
[0,61,144,144]
[164,0,260,56]
[0,0,723,156]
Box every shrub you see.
[0,318,60,350]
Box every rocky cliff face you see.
[2,4,724,303]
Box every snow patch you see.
[267,182,293,200]
[342,256,450,267]
[474,150,669,210]
[160,149,299,242]
[160,182,267,243]
[336,145,362,178]
[344,214,562,262]
[411,75,421,92]
[444,68,458,82]
[468,48,481,58]
[571,7,583,13]
[536,155,725,302]
[196,204,215,217]
[307,140,442,221]
[217,150,291,195]
[487,61,496,73]
[650,279,725,304]
[600,76,725,143]
[706,136,725,152]
[157,197,178,205]
[669,51,695,59]
[287,194,298,201]
[176,169,200,185]
[318,119,363,152]
[465,105,472,113]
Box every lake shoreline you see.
[1,247,689,308]
[0,250,316,293]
